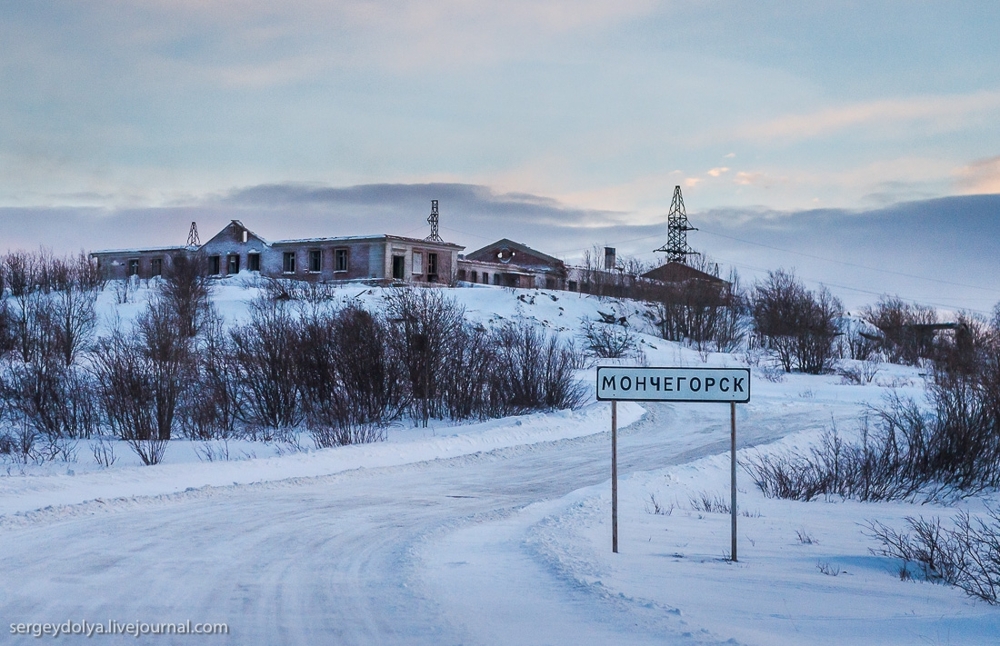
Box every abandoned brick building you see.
[91,220,464,284]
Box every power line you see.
[713,254,993,316]
[698,226,1000,296]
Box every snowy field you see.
[2,279,998,644]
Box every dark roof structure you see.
[642,261,728,286]
[464,239,564,269]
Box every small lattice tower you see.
[425,200,443,243]
[187,221,201,247]
[654,185,698,263]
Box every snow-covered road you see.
[0,400,834,645]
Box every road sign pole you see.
[731,401,737,562]
[596,367,749,558]
[612,400,618,554]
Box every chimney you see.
[604,247,616,271]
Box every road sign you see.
[598,366,751,560]
[596,367,750,403]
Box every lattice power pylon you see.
[425,200,443,243]
[187,221,201,247]
[654,185,698,263]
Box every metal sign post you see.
[612,400,618,554]
[597,367,750,561]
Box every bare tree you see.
[298,304,406,446]
[228,296,302,430]
[91,328,165,464]
[863,295,939,365]
[384,288,465,426]
[91,298,192,463]
[134,297,192,440]
[160,254,212,338]
[751,269,842,374]
[177,314,241,440]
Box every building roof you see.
[90,245,192,256]
[642,261,729,285]
[465,239,563,268]
[92,224,464,256]
[271,234,462,249]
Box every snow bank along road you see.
[1,399,840,645]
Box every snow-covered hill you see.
[2,279,996,645]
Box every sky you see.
[1,1,999,312]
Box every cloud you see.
[75,0,659,77]
[706,167,730,177]
[223,181,627,240]
[955,156,1000,194]
[733,171,762,186]
[737,91,1000,142]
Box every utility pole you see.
[187,222,201,247]
[654,186,698,264]
[425,200,443,243]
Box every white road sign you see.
[596,367,750,403]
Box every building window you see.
[248,253,260,272]
[545,277,556,289]
[470,271,477,283]
[127,259,140,276]
[283,252,296,273]
[392,255,405,280]
[335,248,348,272]
[427,253,438,282]
[309,249,322,272]
[150,258,162,277]
[209,256,221,275]
[482,272,488,284]
[227,254,240,275]
[457,269,466,281]
[568,280,578,292]
[412,252,423,275]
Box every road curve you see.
[1,402,836,645]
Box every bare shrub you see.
[578,315,642,361]
[838,355,881,385]
[816,561,841,576]
[744,417,923,502]
[159,254,212,337]
[385,288,465,426]
[36,435,78,462]
[134,297,192,440]
[863,295,939,365]
[0,421,38,464]
[689,491,731,514]
[91,437,118,468]
[261,277,336,303]
[112,274,139,305]
[750,269,842,374]
[579,245,652,299]
[652,264,747,353]
[866,510,1000,604]
[797,529,817,545]
[177,315,241,440]
[839,317,881,361]
[91,300,192,465]
[297,303,405,447]
[441,322,501,420]
[2,360,101,440]
[228,296,302,430]
[91,330,162,463]
[491,321,586,415]
[748,334,1000,500]
[646,493,674,515]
